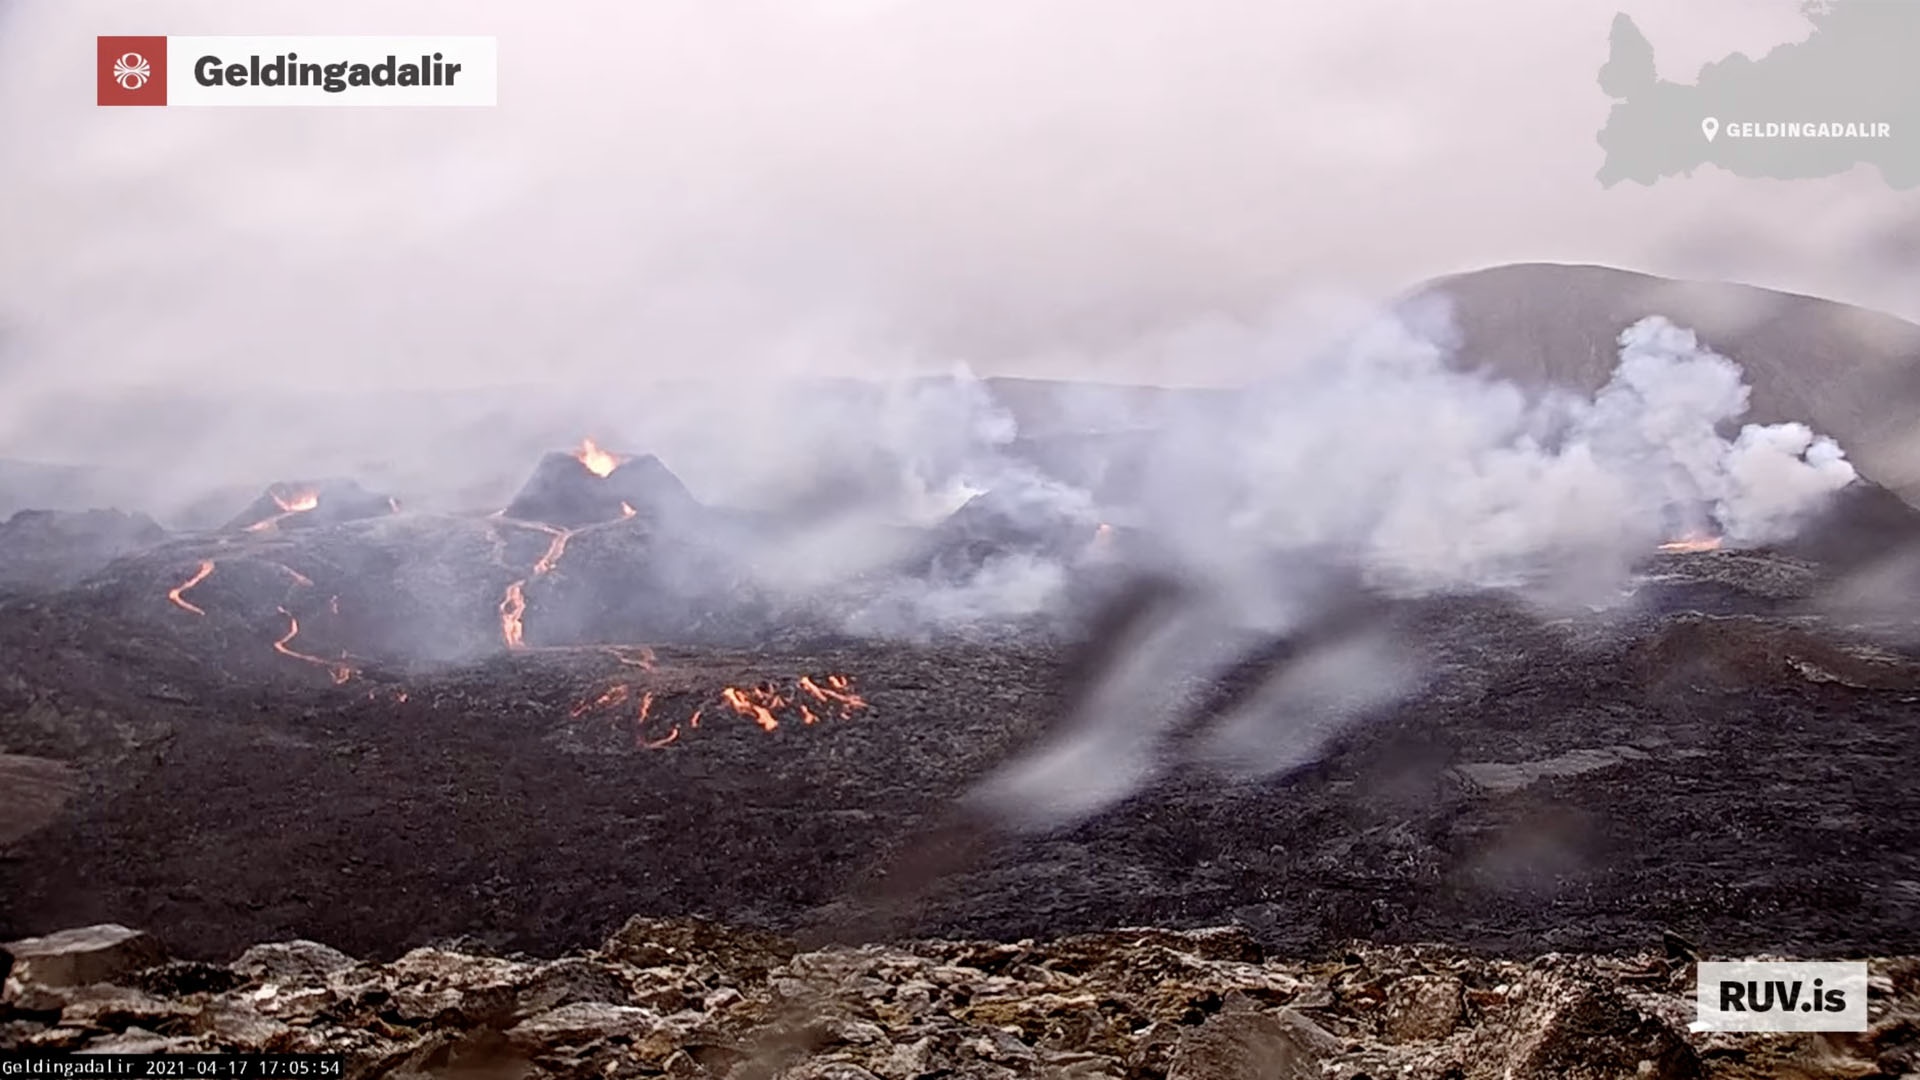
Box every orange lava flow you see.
[166,561,215,615]
[498,582,530,650]
[564,674,866,748]
[1658,533,1724,554]
[272,607,355,685]
[574,438,620,478]
[245,487,321,533]
[797,674,867,716]
[531,530,572,576]
[498,522,574,651]
[570,683,631,718]
[721,685,785,732]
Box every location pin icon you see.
[1702,117,1720,142]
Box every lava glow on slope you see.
[1658,533,1724,554]
[568,673,870,749]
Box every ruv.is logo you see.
[1694,960,1869,1032]
[98,36,168,105]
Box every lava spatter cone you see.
[502,439,699,528]
[222,478,399,534]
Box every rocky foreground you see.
[5,921,1920,1079]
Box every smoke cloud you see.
[947,307,1859,831]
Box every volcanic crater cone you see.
[222,478,398,534]
[502,439,699,528]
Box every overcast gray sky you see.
[2,0,1914,403]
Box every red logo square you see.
[98,36,167,106]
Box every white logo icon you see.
[112,52,151,91]
[1702,116,1720,142]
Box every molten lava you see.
[166,561,215,615]
[531,529,572,576]
[498,582,530,650]
[1658,533,1724,554]
[246,487,322,533]
[272,607,354,685]
[574,438,621,478]
[570,683,631,718]
[797,674,868,717]
[564,673,868,748]
[273,489,321,513]
[497,521,574,651]
[722,685,785,732]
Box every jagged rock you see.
[600,915,795,980]
[1477,970,1701,1080]
[3,925,165,993]
[1166,1008,1342,1080]
[381,1028,527,1080]
[231,940,357,983]
[4,920,1919,1078]
[81,1026,206,1054]
[1381,973,1466,1042]
[512,957,632,1016]
[58,985,197,1033]
[15,1025,85,1049]
[129,960,243,998]
[188,1001,292,1051]
[783,1064,884,1080]
[504,1002,660,1049]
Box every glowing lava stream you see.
[166,561,215,615]
[497,522,572,651]
[246,487,321,533]
[720,686,782,731]
[491,441,644,650]
[798,674,867,714]
[273,606,354,685]
[1658,533,1724,553]
[566,674,864,749]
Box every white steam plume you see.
[955,307,1860,832]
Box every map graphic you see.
[1597,1,1920,189]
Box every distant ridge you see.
[1410,262,1920,506]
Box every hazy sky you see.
[2,0,1915,401]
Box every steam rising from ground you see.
[806,306,1857,636]
[899,306,1859,830]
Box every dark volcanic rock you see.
[1629,613,1920,696]
[0,508,165,591]
[0,476,1918,979]
[1775,479,1920,571]
[0,755,78,846]
[918,488,1100,582]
